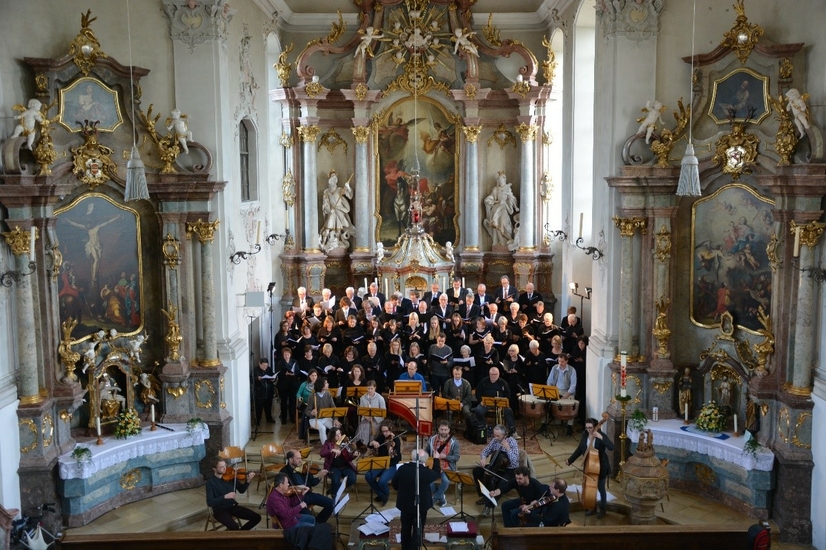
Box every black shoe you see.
[566,425,574,436]
[266,418,276,424]
[375,496,384,503]
[476,497,487,505]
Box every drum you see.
[519,395,547,419]
[551,399,580,421]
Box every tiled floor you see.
[64,419,815,549]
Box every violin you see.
[221,466,253,483]
[519,494,558,518]
[299,461,322,476]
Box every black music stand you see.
[529,384,559,443]
[480,396,509,431]
[440,471,474,523]
[353,456,390,522]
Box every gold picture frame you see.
[58,76,124,133]
[707,67,770,125]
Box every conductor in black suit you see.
[392,449,441,550]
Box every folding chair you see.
[258,443,286,490]
[219,446,246,469]
[205,507,240,531]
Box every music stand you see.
[347,386,368,399]
[440,471,475,523]
[529,384,559,442]
[480,396,509,430]
[394,381,423,394]
[434,397,463,431]
[358,407,387,441]
[354,456,391,522]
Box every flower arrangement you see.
[695,401,726,433]
[743,437,762,458]
[186,417,205,434]
[628,409,648,432]
[114,408,142,439]
[71,445,92,463]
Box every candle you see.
[685,403,689,421]
[95,416,101,437]
[29,226,35,258]
[793,226,801,257]
[364,278,368,291]
[620,387,627,398]
[151,404,155,424]
[516,74,523,83]
[733,414,738,433]
[578,213,583,240]
[462,277,466,288]
[255,221,261,244]
[620,351,627,389]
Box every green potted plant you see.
[742,437,762,458]
[71,445,92,463]
[628,409,648,432]
[186,417,206,434]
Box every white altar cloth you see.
[58,423,209,480]
[628,419,774,471]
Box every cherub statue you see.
[355,26,383,58]
[166,108,192,154]
[128,334,146,363]
[136,372,160,405]
[636,100,666,144]
[444,241,454,261]
[376,242,385,262]
[81,342,97,374]
[452,28,478,56]
[10,99,44,149]
[785,88,810,138]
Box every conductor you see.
[392,449,441,550]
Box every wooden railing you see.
[58,530,288,550]
[492,524,749,550]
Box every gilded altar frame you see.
[58,76,124,133]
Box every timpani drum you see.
[519,394,547,420]
[551,399,580,421]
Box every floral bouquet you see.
[695,401,726,433]
[186,417,206,434]
[114,408,142,439]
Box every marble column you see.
[515,123,538,250]
[352,125,371,252]
[186,219,221,367]
[462,125,482,250]
[613,217,647,356]
[2,227,40,403]
[298,124,321,252]
[790,221,825,392]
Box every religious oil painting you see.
[708,68,770,125]
[55,193,144,340]
[690,183,775,333]
[375,96,459,247]
[58,77,124,133]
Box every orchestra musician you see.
[543,478,571,527]
[442,365,473,420]
[397,360,427,390]
[266,472,315,529]
[304,377,339,445]
[487,466,547,528]
[206,458,260,530]
[473,367,516,433]
[365,420,403,506]
[566,417,614,518]
[426,420,460,506]
[320,426,359,498]
[546,353,577,436]
[282,450,333,523]
[392,449,441,550]
[473,424,519,516]
[355,380,385,443]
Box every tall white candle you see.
[151,404,155,424]
[29,227,35,258]
[733,414,738,433]
[255,221,261,244]
[462,277,466,288]
[684,403,689,421]
[364,278,368,291]
[793,226,801,257]
[95,416,101,437]
[578,213,583,240]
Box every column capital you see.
[186,219,220,244]
[162,0,236,51]
[297,124,320,143]
[462,125,483,144]
[514,122,538,143]
[1,226,36,257]
[351,126,370,144]
[790,220,826,249]
[613,216,648,237]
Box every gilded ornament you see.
[305,80,324,99]
[487,124,517,149]
[652,296,671,359]
[352,126,370,145]
[275,43,293,86]
[355,83,369,101]
[186,219,219,244]
[19,419,38,453]
[461,125,482,144]
[297,125,320,143]
[719,0,763,65]
[514,123,538,143]
[317,127,347,155]
[282,170,296,207]
[511,81,531,98]
[717,310,736,342]
[69,10,108,76]
[768,94,798,167]
[161,302,184,362]
[779,58,793,79]
[650,99,690,168]
[652,225,671,263]
[789,220,825,250]
[792,412,812,449]
[1,226,35,257]
[120,468,142,490]
[612,217,647,237]
[651,381,672,395]
[279,132,294,149]
[59,317,81,383]
[308,10,346,47]
[694,463,716,485]
[59,409,72,423]
[735,339,757,372]
[463,83,477,100]
[765,232,781,272]
[784,383,812,397]
[195,379,216,409]
[35,74,48,94]
[483,13,502,47]
[50,243,63,282]
[42,414,53,448]
[138,104,182,174]
[712,122,759,180]
[33,103,63,176]
[167,385,187,399]
[71,121,116,187]
[162,233,181,269]
[543,132,553,146]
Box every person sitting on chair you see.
[473,367,516,433]
[365,420,402,506]
[543,478,571,526]
[282,449,334,523]
[320,426,359,499]
[442,365,473,420]
[266,472,315,529]
[487,466,547,528]
[426,420,459,507]
[397,360,427,391]
[472,424,519,516]
[206,458,260,530]
[546,353,577,436]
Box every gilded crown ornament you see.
[70,10,108,76]
[720,0,763,65]
[71,121,116,188]
[613,217,648,237]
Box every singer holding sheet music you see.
[253,358,276,426]
[276,347,301,424]
[428,333,453,395]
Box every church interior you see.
[0,0,824,548]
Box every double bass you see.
[580,412,610,511]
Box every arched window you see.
[239,118,258,202]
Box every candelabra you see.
[229,244,261,264]
[569,282,592,324]
[543,223,568,243]
[0,261,37,287]
[791,257,826,283]
[574,237,604,260]
[265,228,291,246]
[615,395,631,482]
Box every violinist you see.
[472,424,519,516]
[487,466,547,528]
[266,472,315,529]
[543,478,571,527]
[282,450,333,523]
[320,426,359,498]
[566,417,614,518]
[426,421,460,507]
[365,420,402,506]
[206,459,260,530]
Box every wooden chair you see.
[204,507,240,531]
[219,446,246,469]
[258,443,286,490]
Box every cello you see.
[580,412,609,511]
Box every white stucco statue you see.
[10,98,44,149]
[785,88,810,138]
[636,100,665,144]
[81,342,97,374]
[376,242,385,262]
[483,172,519,248]
[356,26,383,58]
[166,108,193,154]
[452,28,478,57]
[128,334,146,363]
[320,170,353,251]
[100,374,126,407]
[444,241,454,261]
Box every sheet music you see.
[335,477,347,504]
[449,521,469,532]
[333,493,349,515]
[478,481,498,508]
[439,506,457,516]
[358,522,390,536]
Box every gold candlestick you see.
[616,396,631,482]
